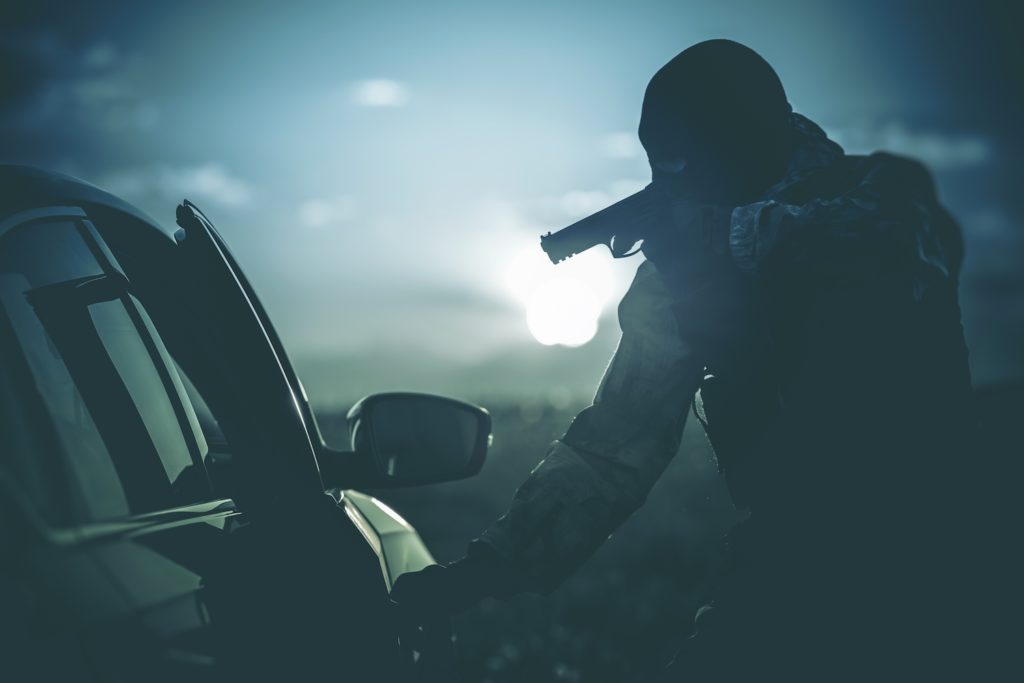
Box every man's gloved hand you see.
[640,188,735,264]
[390,546,518,619]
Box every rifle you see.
[539,184,658,264]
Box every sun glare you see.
[526,277,601,346]
[505,245,614,347]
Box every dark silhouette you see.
[0,169,479,683]
[392,40,995,679]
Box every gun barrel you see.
[540,185,653,264]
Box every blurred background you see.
[2,1,1021,680]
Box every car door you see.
[0,205,237,682]
[2,198,402,681]
[164,201,402,681]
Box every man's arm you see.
[727,153,962,289]
[471,261,705,593]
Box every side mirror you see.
[319,393,491,489]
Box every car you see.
[0,164,492,681]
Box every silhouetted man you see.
[393,40,982,680]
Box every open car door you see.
[171,201,405,681]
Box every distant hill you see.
[292,323,622,410]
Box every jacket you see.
[473,113,974,594]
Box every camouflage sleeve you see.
[728,153,960,289]
[472,261,704,593]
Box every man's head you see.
[639,39,793,203]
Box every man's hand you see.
[613,184,704,257]
[390,563,475,618]
[639,188,735,265]
[390,549,518,619]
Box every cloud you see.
[66,75,160,130]
[81,41,119,70]
[351,79,410,107]
[100,163,254,207]
[602,131,643,159]
[298,196,356,228]
[608,178,647,199]
[0,33,159,133]
[559,190,612,219]
[557,178,647,220]
[826,122,991,171]
[962,208,1014,239]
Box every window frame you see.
[0,205,228,537]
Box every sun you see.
[525,276,601,347]
[503,242,624,347]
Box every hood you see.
[767,112,845,196]
[639,39,793,203]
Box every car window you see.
[174,361,229,456]
[0,217,212,524]
[88,296,198,490]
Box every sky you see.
[2,0,1021,407]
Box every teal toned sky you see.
[2,0,1021,406]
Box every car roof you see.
[0,164,178,241]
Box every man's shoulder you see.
[780,151,936,204]
[857,152,937,201]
